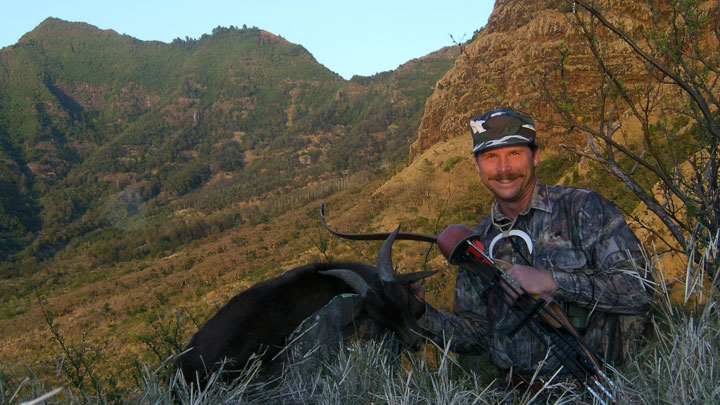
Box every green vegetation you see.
[535,149,580,185]
[0,18,457,271]
[0,19,462,395]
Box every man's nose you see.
[497,156,512,172]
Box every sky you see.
[0,1,494,79]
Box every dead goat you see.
[177,227,435,387]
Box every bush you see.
[163,163,211,196]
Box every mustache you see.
[490,173,523,182]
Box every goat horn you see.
[320,204,437,243]
[397,270,439,284]
[377,225,400,283]
[319,269,370,297]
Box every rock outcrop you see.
[409,0,654,161]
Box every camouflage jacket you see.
[422,180,653,375]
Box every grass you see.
[617,282,720,403]
[2,255,719,404]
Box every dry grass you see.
[6,251,718,404]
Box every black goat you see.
[177,227,435,386]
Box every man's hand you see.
[502,264,558,301]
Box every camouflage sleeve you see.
[550,192,653,314]
[419,267,489,354]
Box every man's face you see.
[473,145,540,205]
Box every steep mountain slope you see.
[0,18,458,267]
[409,0,653,161]
[0,17,460,390]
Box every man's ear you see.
[532,148,541,168]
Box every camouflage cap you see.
[469,108,536,155]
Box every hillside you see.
[1,0,718,399]
[0,17,458,267]
[0,17,459,389]
[409,0,655,160]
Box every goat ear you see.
[396,270,438,285]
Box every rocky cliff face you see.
[409,0,720,289]
[409,0,652,160]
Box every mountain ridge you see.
[0,18,458,267]
[0,17,464,388]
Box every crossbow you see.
[320,204,619,404]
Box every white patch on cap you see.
[470,119,487,134]
[474,134,532,152]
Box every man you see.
[417,107,653,381]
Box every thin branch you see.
[573,8,673,184]
[574,0,720,141]
[561,143,688,248]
